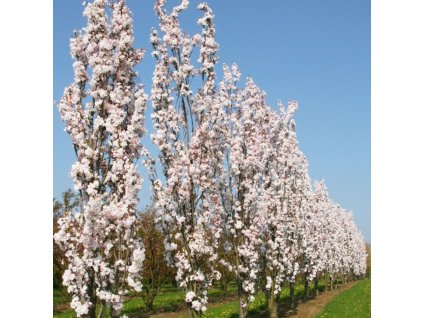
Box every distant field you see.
[315,279,371,318]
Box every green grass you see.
[315,279,371,318]
[53,284,237,318]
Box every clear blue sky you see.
[54,0,370,241]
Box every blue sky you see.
[54,0,370,241]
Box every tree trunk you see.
[314,277,319,296]
[187,306,194,318]
[329,276,333,291]
[239,300,248,318]
[268,295,278,318]
[221,279,228,296]
[145,297,154,312]
[289,282,295,309]
[267,282,278,318]
[276,291,281,303]
[303,278,310,302]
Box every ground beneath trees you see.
[142,281,358,318]
[55,282,359,318]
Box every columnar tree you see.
[301,201,324,300]
[54,1,147,317]
[299,178,328,301]
[261,101,312,315]
[218,65,275,318]
[307,181,330,295]
[312,180,333,289]
[338,210,355,282]
[319,187,344,289]
[150,1,224,316]
[285,147,313,302]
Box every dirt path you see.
[284,282,358,318]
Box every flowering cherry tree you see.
[260,101,312,315]
[149,1,224,316]
[216,64,277,318]
[314,181,343,289]
[298,178,323,301]
[306,181,330,295]
[54,1,147,317]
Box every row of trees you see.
[54,1,367,318]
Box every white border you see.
[372,0,423,316]
[0,0,52,316]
